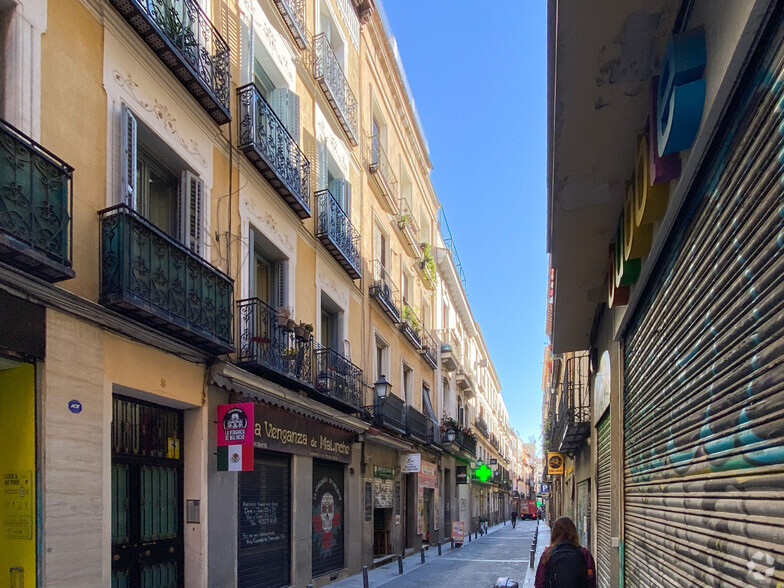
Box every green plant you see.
[421,243,437,286]
[283,347,298,358]
[303,323,314,333]
[399,213,410,227]
[402,303,421,334]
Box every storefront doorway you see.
[111,395,183,587]
[312,460,345,578]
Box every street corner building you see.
[0,0,532,586]
[546,1,784,587]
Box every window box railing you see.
[398,302,422,350]
[238,84,311,219]
[107,0,230,125]
[368,135,398,210]
[372,393,406,435]
[475,417,489,438]
[315,189,361,279]
[314,344,363,413]
[274,0,307,50]
[396,198,419,255]
[439,328,462,372]
[312,33,358,146]
[552,352,591,456]
[0,118,74,282]
[99,205,234,354]
[237,297,313,387]
[455,429,477,457]
[456,365,475,398]
[419,329,438,369]
[369,259,401,322]
[405,405,429,443]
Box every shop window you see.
[121,105,204,254]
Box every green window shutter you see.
[121,104,137,209]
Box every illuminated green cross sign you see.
[474,463,492,482]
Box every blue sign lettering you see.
[68,400,82,414]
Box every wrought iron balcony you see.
[552,353,591,456]
[0,118,74,282]
[405,405,428,443]
[398,302,422,350]
[396,198,420,255]
[315,189,361,279]
[238,84,311,219]
[107,0,230,125]
[274,0,307,50]
[427,420,441,446]
[312,33,358,146]
[99,205,234,354]
[314,344,363,413]
[369,260,401,322]
[418,329,438,370]
[455,429,477,457]
[456,365,475,399]
[475,417,489,438]
[368,135,398,211]
[372,393,406,435]
[236,297,313,388]
[439,329,462,372]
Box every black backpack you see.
[546,542,588,588]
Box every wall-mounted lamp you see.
[446,428,456,443]
[374,374,392,399]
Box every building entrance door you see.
[111,395,183,587]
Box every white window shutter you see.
[288,91,300,143]
[316,141,327,190]
[269,87,288,126]
[274,260,288,309]
[329,176,343,205]
[180,171,204,255]
[121,104,137,209]
[344,181,352,217]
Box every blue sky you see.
[381,1,549,450]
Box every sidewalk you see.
[329,521,514,588]
[521,521,550,588]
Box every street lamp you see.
[374,374,392,400]
[446,428,456,443]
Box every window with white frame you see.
[316,141,351,214]
[375,334,389,381]
[319,0,346,69]
[252,33,300,142]
[372,220,388,272]
[402,362,413,405]
[320,292,343,351]
[121,105,204,254]
[399,162,412,208]
[250,226,288,310]
[371,98,387,162]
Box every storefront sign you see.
[374,465,395,479]
[253,403,353,463]
[401,453,421,473]
[548,452,564,475]
[451,521,465,544]
[456,465,468,485]
[217,402,254,471]
[418,460,437,489]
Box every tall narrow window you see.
[402,363,413,405]
[251,228,287,309]
[320,293,343,351]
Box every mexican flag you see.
[217,444,254,471]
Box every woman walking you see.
[534,517,596,588]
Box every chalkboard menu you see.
[364,482,373,522]
[238,453,290,588]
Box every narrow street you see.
[332,520,539,588]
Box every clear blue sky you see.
[381,1,549,449]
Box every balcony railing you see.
[0,118,74,282]
[399,302,422,349]
[552,353,591,456]
[396,198,419,255]
[406,405,428,443]
[419,329,438,369]
[236,297,313,388]
[369,260,401,322]
[455,430,477,457]
[108,0,230,125]
[456,365,475,399]
[475,417,489,438]
[314,345,363,413]
[368,135,398,210]
[315,189,361,279]
[99,205,234,354]
[312,33,358,146]
[274,0,307,50]
[238,84,311,218]
[439,329,462,372]
[372,393,406,435]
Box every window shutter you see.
[373,223,382,267]
[288,91,300,143]
[121,104,137,208]
[180,171,205,255]
[274,260,288,310]
[343,181,351,218]
[317,141,327,190]
[269,87,287,125]
[329,177,344,206]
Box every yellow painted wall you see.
[104,333,205,407]
[41,0,106,302]
[0,363,36,588]
[297,233,317,325]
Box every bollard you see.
[362,566,369,588]
[438,541,442,556]
[468,532,471,543]
[420,546,425,564]
[398,554,404,575]
[504,519,506,526]
[451,537,454,549]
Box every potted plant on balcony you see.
[303,323,314,337]
[401,304,420,336]
[398,213,411,230]
[419,243,437,288]
[276,307,291,328]
[294,322,306,339]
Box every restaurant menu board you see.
[364,482,373,522]
[373,479,394,508]
[240,501,285,547]
[451,521,465,545]
[3,471,32,539]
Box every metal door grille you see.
[596,415,612,588]
[623,12,784,587]
[312,460,345,578]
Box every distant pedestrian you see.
[534,517,595,588]
[511,511,518,528]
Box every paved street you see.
[331,520,541,588]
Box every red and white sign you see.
[217,403,254,472]
[451,521,465,544]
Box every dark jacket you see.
[534,544,596,588]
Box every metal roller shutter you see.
[312,459,346,578]
[623,13,784,588]
[596,415,612,588]
[238,453,291,588]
